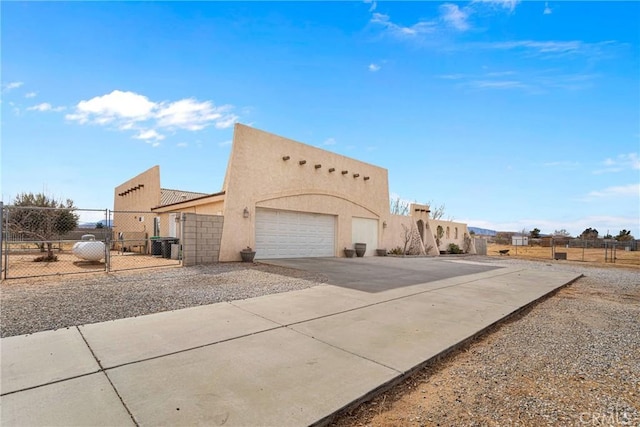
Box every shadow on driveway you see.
[258,257,503,293]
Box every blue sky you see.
[2,1,639,237]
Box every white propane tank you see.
[72,234,105,261]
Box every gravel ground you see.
[331,257,640,427]
[0,263,328,338]
[2,257,638,425]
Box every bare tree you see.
[463,233,473,253]
[401,222,426,255]
[8,192,79,261]
[434,225,444,249]
[553,229,571,237]
[426,200,450,220]
[390,196,410,216]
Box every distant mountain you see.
[469,226,497,236]
[78,219,113,228]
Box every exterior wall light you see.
[383,221,387,228]
[299,160,307,165]
[342,170,348,174]
[315,164,322,169]
[363,176,370,181]
[353,173,360,178]
[328,168,335,173]
[282,156,290,161]
[243,207,250,218]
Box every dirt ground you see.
[1,250,179,279]
[486,243,639,267]
[330,260,640,427]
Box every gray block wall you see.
[181,213,224,266]
[474,238,487,256]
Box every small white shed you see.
[512,236,529,246]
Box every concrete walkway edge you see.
[1,267,582,426]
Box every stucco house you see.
[114,123,475,262]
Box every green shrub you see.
[448,243,462,254]
[389,246,404,255]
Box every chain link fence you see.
[548,237,638,265]
[1,203,181,280]
[487,236,639,266]
[108,210,181,273]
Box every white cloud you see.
[476,40,616,60]
[370,1,519,40]
[543,161,580,169]
[27,103,52,112]
[437,74,466,80]
[368,63,381,72]
[322,137,336,146]
[543,1,552,15]
[177,142,188,148]
[586,184,640,198]
[593,153,640,174]
[156,99,235,131]
[469,80,526,89]
[441,69,598,93]
[472,0,520,13]
[3,81,23,91]
[490,40,583,54]
[25,91,37,98]
[27,103,66,112]
[212,112,239,129]
[66,90,240,141]
[619,153,639,169]
[218,140,232,147]
[370,13,437,38]
[66,90,156,125]
[364,0,376,12]
[440,3,469,31]
[134,129,165,141]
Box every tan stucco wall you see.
[114,165,161,212]
[151,196,225,238]
[381,204,474,255]
[153,198,225,215]
[381,214,438,256]
[113,166,161,236]
[219,124,390,261]
[430,218,476,254]
[114,129,477,263]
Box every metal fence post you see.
[1,204,8,280]
[106,209,111,272]
[0,202,3,280]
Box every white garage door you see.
[255,209,335,259]
[352,217,379,257]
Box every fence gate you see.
[108,209,182,273]
[1,205,181,280]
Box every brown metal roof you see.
[153,190,225,210]
[160,188,210,206]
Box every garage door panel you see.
[352,217,378,257]
[256,209,335,259]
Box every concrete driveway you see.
[260,256,502,292]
